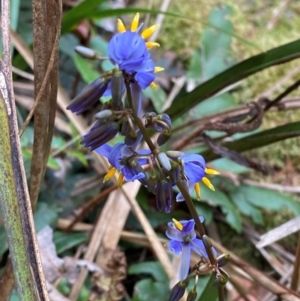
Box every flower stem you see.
[176,180,216,266]
[124,76,157,153]
[218,286,225,301]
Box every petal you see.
[107,143,125,168]
[167,240,183,255]
[176,192,185,202]
[166,226,184,241]
[134,57,155,73]
[190,238,209,258]
[122,164,145,182]
[108,32,146,68]
[182,220,195,234]
[176,183,193,202]
[180,154,206,183]
[102,82,112,97]
[179,244,191,280]
[95,143,112,158]
[135,72,156,89]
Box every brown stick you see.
[291,232,300,291]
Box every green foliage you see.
[129,261,168,283]
[53,231,88,254]
[202,121,300,161]
[129,262,169,301]
[167,38,300,118]
[196,274,218,301]
[131,279,169,301]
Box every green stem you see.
[124,78,157,153]
[218,286,225,301]
[125,77,223,300]
[176,180,217,266]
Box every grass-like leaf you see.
[166,39,300,119]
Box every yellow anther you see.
[205,168,220,175]
[141,24,159,39]
[117,19,126,33]
[131,13,140,31]
[154,66,164,73]
[150,82,158,90]
[103,167,117,183]
[194,183,201,201]
[172,218,183,231]
[146,41,160,49]
[202,177,215,191]
[117,173,124,187]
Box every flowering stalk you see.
[68,13,230,300]
[125,80,225,300]
[176,180,217,265]
[124,76,156,153]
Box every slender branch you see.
[291,231,300,291]
[124,79,225,299]
[264,77,300,111]
[218,287,225,301]
[124,77,157,152]
[176,180,217,266]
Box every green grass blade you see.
[197,273,218,301]
[62,5,258,49]
[61,0,107,34]
[166,39,300,119]
[201,121,300,161]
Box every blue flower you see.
[176,154,220,202]
[166,217,216,280]
[95,142,150,183]
[105,13,163,94]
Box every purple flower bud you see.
[130,82,142,116]
[166,151,184,159]
[95,109,113,121]
[147,174,158,193]
[120,118,131,136]
[202,235,213,249]
[158,152,171,171]
[158,113,172,129]
[217,254,230,267]
[75,46,99,60]
[111,71,125,110]
[169,281,188,301]
[81,122,118,150]
[155,180,172,213]
[157,129,171,146]
[125,128,142,148]
[187,289,197,301]
[67,77,109,114]
[168,161,180,183]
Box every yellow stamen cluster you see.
[141,25,159,40]
[116,13,163,90]
[103,166,124,187]
[194,183,201,201]
[193,168,220,200]
[172,218,183,231]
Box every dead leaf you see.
[38,226,103,284]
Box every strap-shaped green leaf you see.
[166,39,300,119]
[201,121,300,161]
